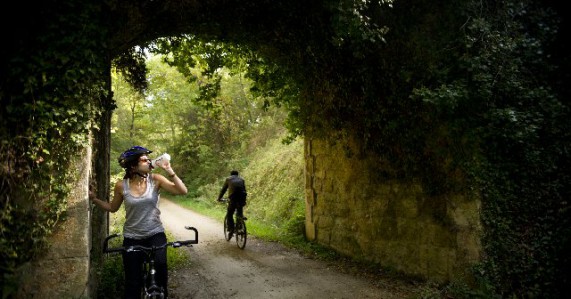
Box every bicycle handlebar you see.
[103,226,199,254]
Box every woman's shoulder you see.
[114,179,125,190]
[150,173,165,184]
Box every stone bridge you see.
[10,1,481,297]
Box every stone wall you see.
[16,146,92,298]
[304,137,481,282]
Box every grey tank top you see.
[122,175,164,239]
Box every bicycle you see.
[219,198,247,249]
[103,226,199,299]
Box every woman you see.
[91,145,187,299]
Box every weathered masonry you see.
[15,147,93,298]
[304,137,482,282]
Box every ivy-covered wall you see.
[305,137,481,282]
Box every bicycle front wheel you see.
[235,218,247,249]
[224,215,231,241]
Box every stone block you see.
[397,196,419,218]
[17,257,89,298]
[425,247,456,282]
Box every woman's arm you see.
[154,161,188,195]
[90,180,124,212]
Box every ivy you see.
[412,1,570,297]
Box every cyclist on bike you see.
[217,170,248,239]
[91,145,187,299]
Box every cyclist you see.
[217,170,248,239]
[90,145,187,299]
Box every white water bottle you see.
[151,153,171,168]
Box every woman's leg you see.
[122,238,145,299]
[150,232,169,298]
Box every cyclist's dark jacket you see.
[218,174,247,204]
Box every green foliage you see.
[411,1,570,297]
[110,55,201,173]
[113,48,149,94]
[241,136,304,229]
[96,254,124,299]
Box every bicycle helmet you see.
[118,146,153,169]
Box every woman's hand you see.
[159,160,176,176]
[89,182,98,202]
[89,190,96,202]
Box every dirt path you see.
[160,198,422,299]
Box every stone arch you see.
[9,1,484,297]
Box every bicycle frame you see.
[103,226,199,298]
